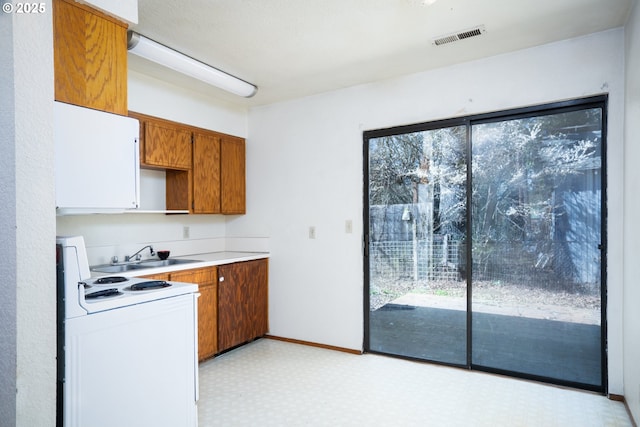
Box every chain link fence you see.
[370,236,462,282]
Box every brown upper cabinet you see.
[192,132,221,214]
[143,119,192,170]
[129,111,246,215]
[192,133,246,214]
[53,0,128,115]
[220,136,246,215]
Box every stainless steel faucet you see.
[124,245,155,262]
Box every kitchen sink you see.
[134,259,202,268]
[91,264,137,273]
[91,259,202,274]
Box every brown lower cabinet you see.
[218,259,269,353]
[138,258,268,360]
[139,267,218,362]
[171,267,218,362]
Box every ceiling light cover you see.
[127,31,257,98]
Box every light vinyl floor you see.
[198,338,633,426]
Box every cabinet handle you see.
[219,276,224,282]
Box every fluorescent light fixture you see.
[127,31,257,98]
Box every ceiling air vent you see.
[432,25,486,46]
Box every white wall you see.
[0,2,56,426]
[624,0,640,422]
[228,29,627,393]
[80,0,138,25]
[0,8,17,424]
[128,70,248,137]
[56,70,250,260]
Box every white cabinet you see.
[54,101,140,214]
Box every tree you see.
[471,108,602,286]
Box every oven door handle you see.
[77,282,90,314]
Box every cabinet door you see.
[217,263,245,352]
[53,0,128,115]
[171,267,218,361]
[144,121,192,170]
[220,137,246,214]
[196,283,217,361]
[192,133,221,214]
[218,259,268,353]
[247,259,269,338]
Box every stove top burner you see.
[94,276,129,284]
[86,288,123,299]
[127,280,172,291]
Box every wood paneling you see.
[193,133,221,214]
[171,267,218,362]
[53,0,127,115]
[221,136,246,214]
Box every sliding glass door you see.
[364,97,606,391]
[366,125,468,366]
[470,108,604,387]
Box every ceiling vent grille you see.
[432,25,486,46]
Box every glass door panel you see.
[367,126,468,365]
[470,109,603,387]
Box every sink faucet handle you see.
[111,256,119,264]
[125,245,155,262]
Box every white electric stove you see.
[80,274,198,314]
[56,236,199,427]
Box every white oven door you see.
[64,293,198,427]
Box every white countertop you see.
[90,251,269,278]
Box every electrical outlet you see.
[345,220,353,234]
[183,226,190,239]
[308,226,316,239]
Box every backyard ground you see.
[370,278,601,325]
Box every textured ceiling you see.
[129,0,633,106]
